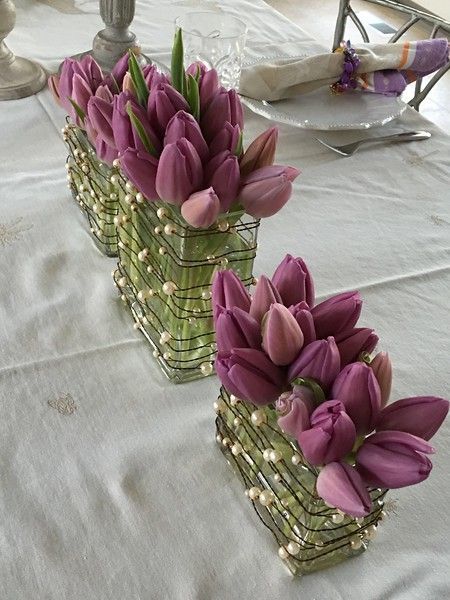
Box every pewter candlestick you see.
[0,0,46,100]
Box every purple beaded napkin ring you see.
[331,40,361,93]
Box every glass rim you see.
[175,12,248,40]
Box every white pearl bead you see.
[118,241,125,249]
[142,317,149,325]
[112,158,120,168]
[251,410,266,427]
[159,246,167,255]
[110,175,118,184]
[90,190,96,198]
[229,395,239,406]
[332,512,345,524]
[81,152,87,159]
[217,220,229,232]
[248,487,261,500]
[269,449,282,463]
[125,181,134,192]
[154,226,162,234]
[92,204,99,214]
[291,453,301,465]
[137,290,147,301]
[146,265,153,273]
[274,473,282,483]
[216,435,222,444]
[78,184,85,192]
[117,276,127,287]
[231,443,243,456]
[160,331,171,343]
[278,546,289,560]
[364,525,377,540]
[82,165,89,174]
[222,437,230,447]
[164,223,176,235]
[133,322,140,330]
[162,281,176,295]
[201,290,211,300]
[120,294,126,302]
[213,399,226,414]
[200,362,213,376]
[136,192,144,203]
[124,194,133,204]
[350,536,363,550]
[162,351,171,360]
[110,193,117,200]
[262,449,272,462]
[287,541,300,556]
[233,417,241,427]
[156,207,166,219]
[259,490,274,507]
[152,350,160,358]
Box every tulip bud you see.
[262,303,304,365]
[200,88,243,141]
[311,291,362,339]
[276,386,314,437]
[331,362,381,434]
[288,336,341,391]
[316,461,372,518]
[155,138,202,205]
[198,68,220,111]
[181,188,220,228]
[120,148,159,201]
[356,430,434,489]
[95,84,114,102]
[148,83,190,134]
[87,96,115,148]
[48,75,61,106]
[215,348,285,405]
[209,122,241,157]
[187,62,207,79]
[58,58,76,110]
[298,400,356,465]
[377,396,449,441]
[143,64,169,90]
[94,136,118,166]
[240,127,278,176]
[110,52,130,87]
[112,93,161,156]
[289,302,316,346]
[164,110,209,161]
[370,352,392,407]
[272,254,315,308]
[205,151,240,212]
[238,165,299,218]
[73,54,103,89]
[215,306,261,353]
[122,72,136,97]
[71,73,93,122]
[249,275,282,322]
[212,270,251,321]
[335,327,378,366]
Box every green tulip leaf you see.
[126,103,158,157]
[234,130,244,156]
[68,98,86,123]
[186,74,200,121]
[171,28,186,96]
[128,51,149,107]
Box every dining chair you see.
[333,0,450,110]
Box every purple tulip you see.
[288,337,341,391]
[272,254,315,308]
[209,122,241,157]
[311,291,362,339]
[212,270,251,321]
[215,348,285,405]
[240,127,278,176]
[377,396,449,441]
[298,400,356,465]
[143,64,169,90]
[95,84,114,102]
[201,88,243,141]
[58,58,77,109]
[155,138,202,205]
[316,462,372,517]
[215,306,261,353]
[331,362,381,434]
[277,386,314,437]
[87,96,115,148]
[289,302,316,346]
[187,62,207,79]
[112,93,161,156]
[71,73,94,121]
[205,151,240,212]
[164,110,209,161]
[121,73,136,97]
[72,55,103,89]
[59,56,103,118]
[48,75,61,106]
[356,430,435,489]
[262,303,304,366]
[370,352,392,407]
[249,275,282,322]
[181,187,220,228]
[238,165,300,219]
[335,327,379,366]
[110,52,130,88]
[148,83,190,134]
[197,67,220,111]
[120,148,159,201]
[94,136,118,165]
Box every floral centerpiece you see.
[92,30,299,382]
[212,255,448,575]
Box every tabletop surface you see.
[1,1,449,598]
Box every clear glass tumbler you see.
[175,12,247,89]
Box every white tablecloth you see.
[1,1,449,598]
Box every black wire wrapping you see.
[215,387,386,576]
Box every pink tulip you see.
[48,75,61,106]
[272,254,315,308]
[335,327,378,366]
[377,396,449,441]
[198,68,220,111]
[215,306,261,353]
[201,88,243,141]
[209,122,241,157]
[110,52,130,88]
[249,275,282,322]
[215,348,285,405]
[262,303,304,365]
[155,138,202,205]
[94,136,118,165]
[288,337,341,391]
[317,462,372,517]
[205,151,240,212]
[164,110,209,161]
[95,84,114,102]
[311,291,362,339]
[356,430,434,489]
[112,93,161,156]
[240,127,278,176]
[289,302,316,346]
[331,362,381,434]
[87,96,115,147]
[181,187,220,228]
[120,148,159,201]
[148,83,190,134]
[143,64,169,90]
[212,270,251,320]
[298,400,356,465]
[71,73,93,122]
[238,165,300,218]
[370,352,392,407]
[122,72,136,97]
[277,386,314,437]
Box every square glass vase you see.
[64,121,119,257]
[215,387,387,576]
[113,173,259,383]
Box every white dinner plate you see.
[240,86,407,131]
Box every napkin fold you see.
[239,39,449,101]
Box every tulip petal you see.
[262,303,304,365]
[376,396,449,441]
[212,270,251,320]
[311,291,362,339]
[272,254,315,308]
[316,462,372,517]
[250,275,282,322]
[181,187,220,228]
